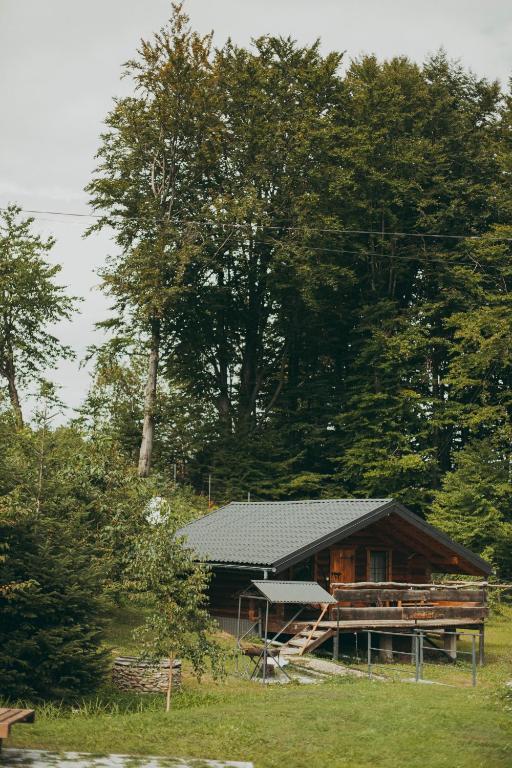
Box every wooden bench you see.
[0,708,35,749]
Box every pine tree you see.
[429,437,512,577]
[0,505,109,701]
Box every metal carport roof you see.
[250,580,337,604]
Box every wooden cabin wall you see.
[208,534,432,619]
[311,523,432,587]
[208,569,254,618]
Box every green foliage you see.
[127,501,224,705]
[82,9,512,572]
[430,436,512,578]
[0,503,109,701]
[0,205,77,425]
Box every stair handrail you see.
[299,603,329,656]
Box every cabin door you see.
[330,547,355,589]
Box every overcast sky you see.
[1,0,511,419]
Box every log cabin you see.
[178,498,491,656]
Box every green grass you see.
[8,605,512,768]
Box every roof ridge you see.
[231,497,392,505]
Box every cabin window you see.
[368,550,389,582]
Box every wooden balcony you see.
[329,582,488,629]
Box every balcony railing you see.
[330,581,488,625]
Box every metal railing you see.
[362,628,479,687]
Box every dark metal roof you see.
[177,497,492,575]
[251,580,337,604]
[177,498,392,568]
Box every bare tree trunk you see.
[138,318,160,477]
[35,406,47,516]
[166,654,174,712]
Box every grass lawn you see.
[8,604,512,768]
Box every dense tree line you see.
[86,6,512,574]
[0,379,207,700]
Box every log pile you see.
[112,656,181,693]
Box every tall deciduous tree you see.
[87,3,220,477]
[0,205,76,427]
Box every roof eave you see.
[271,500,397,572]
[392,502,492,576]
[207,561,276,571]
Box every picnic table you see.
[0,708,35,749]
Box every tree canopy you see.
[0,205,76,426]
[84,6,512,576]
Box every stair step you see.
[298,630,325,639]
[288,638,308,647]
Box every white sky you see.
[1,0,511,418]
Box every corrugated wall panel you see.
[214,615,259,637]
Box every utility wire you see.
[2,205,512,243]
[3,206,508,271]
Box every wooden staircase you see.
[283,622,336,656]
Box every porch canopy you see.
[249,580,336,604]
[236,580,336,683]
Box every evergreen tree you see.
[429,436,512,577]
[0,503,109,701]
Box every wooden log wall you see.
[332,588,486,603]
[208,569,254,618]
[333,605,487,622]
[311,521,434,586]
[331,586,488,623]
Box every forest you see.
[88,5,512,577]
[2,2,512,705]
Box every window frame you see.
[366,548,392,583]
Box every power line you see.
[2,206,507,272]
[2,205,512,243]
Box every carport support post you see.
[472,635,477,687]
[262,599,270,683]
[235,594,242,673]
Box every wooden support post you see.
[379,633,393,663]
[262,601,269,683]
[479,625,485,666]
[333,631,339,661]
[443,631,457,660]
